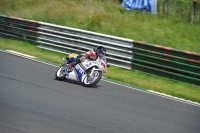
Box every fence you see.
[0,14,133,69]
[132,41,200,86]
[157,0,200,23]
[0,15,200,85]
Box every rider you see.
[65,46,106,76]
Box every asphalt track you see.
[0,51,200,133]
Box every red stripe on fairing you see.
[101,62,106,68]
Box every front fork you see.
[81,67,94,83]
[88,67,95,77]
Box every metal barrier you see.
[132,41,200,85]
[0,14,40,42]
[0,14,200,85]
[37,22,133,69]
[0,14,133,69]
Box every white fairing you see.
[68,58,103,81]
[56,55,108,87]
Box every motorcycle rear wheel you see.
[55,64,67,81]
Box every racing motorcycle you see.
[55,53,110,87]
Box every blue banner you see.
[121,0,157,14]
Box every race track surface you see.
[0,51,200,133]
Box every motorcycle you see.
[55,53,110,87]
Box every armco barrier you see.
[36,22,133,69]
[132,41,200,85]
[0,14,39,42]
[0,14,133,69]
[0,15,200,85]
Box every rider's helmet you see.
[96,46,106,57]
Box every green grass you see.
[0,0,200,103]
[0,0,200,53]
[1,37,200,103]
[0,38,65,63]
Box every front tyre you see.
[55,64,67,81]
[82,70,102,87]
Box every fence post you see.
[164,0,169,16]
[191,1,197,24]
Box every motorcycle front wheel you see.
[82,70,102,87]
[55,64,67,81]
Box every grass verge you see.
[1,37,200,103]
[1,0,200,53]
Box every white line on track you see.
[4,50,36,59]
[102,79,200,107]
